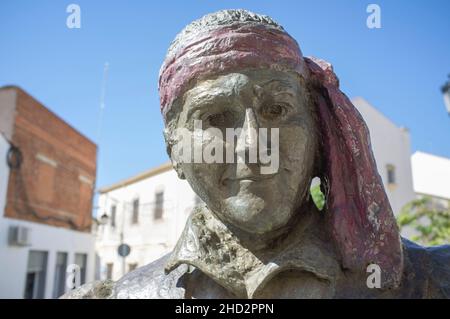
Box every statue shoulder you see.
[112,253,188,299]
[403,238,450,298]
[60,280,115,299]
[423,244,450,298]
[61,253,189,299]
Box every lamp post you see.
[441,74,450,115]
[99,212,109,225]
[98,196,131,278]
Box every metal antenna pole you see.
[93,63,109,221]
[97,62,109,143]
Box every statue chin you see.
[215,195,296,235]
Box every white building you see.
[0,135,9,239]
[96,163,197,281]
[0,216,96,299]
[96,97,418,280]
[411,151,450,206]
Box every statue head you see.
[160,10,318,235]
[159,9,403,288]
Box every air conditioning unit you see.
[8,226,31,246]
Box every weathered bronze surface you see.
[63,9,450,299]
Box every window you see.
[53,252,68,298]
[110,205,116,228]
[24,250,48,299]
[74,253,87,285]
[154,191,164,220]
[132,198,139,224]
[106,263,114,280]
[128,263,138,272]
[386,164,396,185]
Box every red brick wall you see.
[4,87,97,232]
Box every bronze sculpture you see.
[63,9,450,299]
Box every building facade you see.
[411,151,450,207]
[96,163,198,281]
[0,86,97,298]
[95,97,417,280]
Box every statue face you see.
[170,69,318,234]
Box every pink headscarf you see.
[159,20,403,288]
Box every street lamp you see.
[441,74,450,115]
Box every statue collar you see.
[165,205,340,298]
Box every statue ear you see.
[163,129,186,180]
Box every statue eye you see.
[261,104,286,120]
[205,111,231,127]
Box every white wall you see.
[411,151,450,200]
[0,217,95,298]
[96,167,196,281]
[352,97,416,214]
[0,87,17,141]
[0,135,9,227]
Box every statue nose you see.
[236,108,259,163]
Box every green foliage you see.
[397,196,450,246]
[311,184,325,211]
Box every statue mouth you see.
[222,173,277,185]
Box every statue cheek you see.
[278,126,316,164]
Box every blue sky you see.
[1,0,449,191]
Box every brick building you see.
[0,86,97,298]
